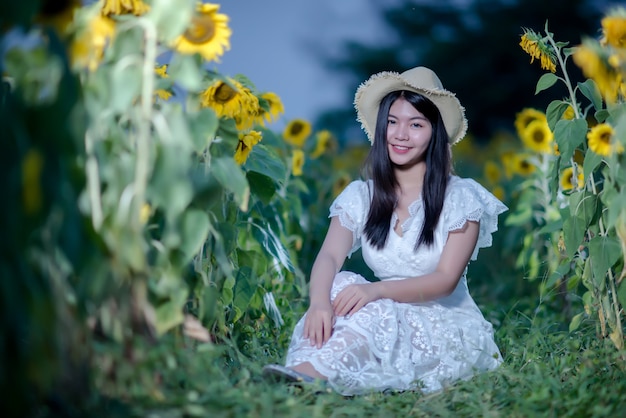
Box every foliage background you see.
[1,1,625,417]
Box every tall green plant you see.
[514,9,626,349]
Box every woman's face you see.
[386,96,433,167]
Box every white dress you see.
[284,175,508,395]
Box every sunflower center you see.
[600,131,612,144]
[290,122,304,136]
[184,14,216,45]
[214,82,237,103]
[532,129,545,144]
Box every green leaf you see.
[568,190,597,223]
[148,145,194,219]
[216,117,239,144]
[578,79,603,112]
[148,0,195,42]
[211,157,250,211]
[606,192,626,229]
[588,235,621,287]
[168,53,203,91]
[546,100,570,131]
[179,209,210,263]
[504,206,533,226]
[251,222,294,272]
[617,280,626,314]
[188,108,219,153]
[236,249,268,277]
[160,104,194,150]
[221,275,235,305]
[537,218,563,234]
[247,171,277,205]
[562,215,586,258]
[243,144,287,181]
[569,312,584,333]
[232,266,257,323]
[155,287,188,335]
[547,259,571,288]
[595,109,610,123]
[535,73,559,95]
[109,59,142,113]
[553,119,588,162]
[583,150,603,181]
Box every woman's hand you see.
[333,283,379,317]
[303,302,335,349]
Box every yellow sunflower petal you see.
[173,2,232,63]
[283,119,312,148]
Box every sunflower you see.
[511,154,536,177]
[573,41,622,104]
[255,92,284,125]
[292,149,305,176]
[70,13,116,71]
[483,160,502,185]
[514,108,546,138]
[601,10,626,48]
[283,119,312,148]
[311,130,337,159]
[560,167,584,191]
[587,123,624,157]
[101,0,149,16]
[201,78,260,129]
[521,119,553,154]
[172,2,231,63]
[562,105,576,120]
[519,28,557,73]
[234,130,262,165]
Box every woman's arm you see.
[304,216,354,348]
[333,220,479,316]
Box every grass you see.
[55,295,625,418]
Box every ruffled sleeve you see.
[443,176,508,261]
[328,180,371,257]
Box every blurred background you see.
[219,0,615,145]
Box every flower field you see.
[1,1,625,417]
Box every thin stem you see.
[85,128,103,230]
[133,18,157,226]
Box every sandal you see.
[262,364,316,384]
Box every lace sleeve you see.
[328,180,371,257]
[443,177,508,261]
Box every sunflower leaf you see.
[588,235,621,287]
[546,100,570,130]
[535,73,559,95]
[578,80,603,112]
[211,157,250,211]
[554,119,587,162]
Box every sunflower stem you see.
[85,128,103,230]
[133,17,157,226]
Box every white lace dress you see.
[284,175,508,395]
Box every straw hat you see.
[354,66,467,144]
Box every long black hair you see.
[363,90,451,251]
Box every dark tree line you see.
[314,0,612,145]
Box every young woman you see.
[264,66,508,395]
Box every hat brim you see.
[354,69,467,145]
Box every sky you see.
[217,0,387,127]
